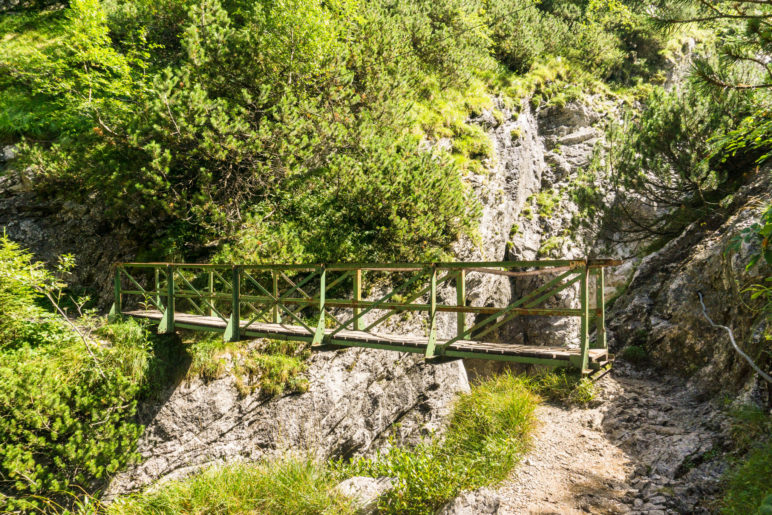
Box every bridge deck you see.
[124,310,609,365]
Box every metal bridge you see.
[109,259,621,374]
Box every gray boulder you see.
[335,476,395,514]
[437,487,502,514]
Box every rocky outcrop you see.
[452,97,624,349]
[608,172,771,399]
[0,157,137,305]
[103,345,469,498]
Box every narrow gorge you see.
[0,1,770,513]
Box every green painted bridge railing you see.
[109,259,621,372]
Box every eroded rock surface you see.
[438,487,503,514]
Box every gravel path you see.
[496,364,730,514]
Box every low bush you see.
[0,236,178,512]
[720,405,772,514]
[721,440,772,514]
[621,345,648,365]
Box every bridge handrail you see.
[110,258,621,372]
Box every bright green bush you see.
[108,456,354,515]
[0,236,164,512]
[7,0,482,265]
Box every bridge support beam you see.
[456,270,466,337]
[353,269,362,331]
[272,271,281,323]
[108,267,123,322]
[224,266,240,342]
[425,267,438,358]
[593,268,606,349]
[159,265,175,334]
[312,267,326,346]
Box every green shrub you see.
[606,84,755,240]
[720,405,772,514]
[621,345,648,365]
[108,456,354,515]
[0,236,169,512]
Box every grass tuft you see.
[108,456,353,515]
[721,440,772,515]
[621,345,648,365]
[528,369,597,406]
[344,372,538,514]
[720,405,772,514]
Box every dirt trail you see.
[497,364,730,514]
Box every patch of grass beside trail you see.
[528,369,597,406]
[341,372,539,514]
[720,405,772,514]
[107,456,353,515]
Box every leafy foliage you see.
[0,237,168,513]
[5,0,485,264]
[485,0,663,79]
[648,0,772,91]
[721,406,772,514]
[606,84,756,240]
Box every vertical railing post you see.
[593,267,606,349]
[425,266,438,358]
[159,265,175,334]
[108,265,122,322]
[572,261,590,373]
[312,266,326,345]
[208,270,215,317]
[272,270,281,324]
[225,265,240,342]
[155,267,163,310]
[456,269,466,339]
[353,269,362,331]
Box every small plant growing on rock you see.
[621,345,648,365]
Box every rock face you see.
[103,345,469,498]
[608,172,772,399]
[0,171,137,306]
[441,97,620,350]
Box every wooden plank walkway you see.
[124,310,610,365]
